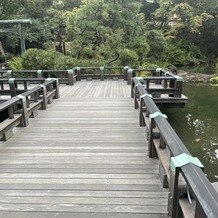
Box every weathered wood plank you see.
[0,212,168,218]
[0,190,168,198]
[0,80,167,216]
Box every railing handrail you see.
[132,77,218,217]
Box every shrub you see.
[8,57,23,70]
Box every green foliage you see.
[118,49,139,67]
[8,48,105,70]
[146,30,166,59]
[210,76,218,84]
[8,57,24,70]
[1,0,217,67]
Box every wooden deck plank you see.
[0,80,168,216]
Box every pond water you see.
[162,84,218,182]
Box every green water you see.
[163,84,218,182]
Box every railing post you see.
[75,67,81,81]
[8,78,16,97]
[148,112,167,158]
[17,95,29,127]
[67,69,74,85]
[134,84,140,109]
[100,67,104,81]
[155,68,162,84]
[127,69,134,85]
[40,84,47,110]
[139,94,152,127]
[37,70,43,78]
[53,79,60,99]
[195,200,207,218]
[174,76,183,98]
[168,154,204,218]
[148,116,157,158]
[123,66,130,80]
[131,79,134,98]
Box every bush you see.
[118,48,139,67]
[8,48,106,70]
[210,76,218,84]
[8,57,23,70]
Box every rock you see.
[178,71,215,83]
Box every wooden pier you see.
[0,67,217,218]
[0,80,168,217]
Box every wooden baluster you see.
[195,200,207,218]
[18,95,29,127]
[139,97,146,127]
[148,117,158,158]
[53,79,60,99]
[8,78,16,97]
[24,81,28,90]
[174,80,183,98]
[146,80,150,89]
[168,167,180,218]
[134,85,139,109]
[8,106,14,119]
[40,85,47,110]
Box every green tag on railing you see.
[127,69,134,74]
[17,94,26,103]
[150,111,167,119]
[170,153,204,173]
[6,70,12,78]
[140,93,152,99]
[37,70,42,77]
[8,78,15,84]
[174,75,184,81]
[156,68,162,73]
[123,66,130,70]
[100,67,104,71]
[67,70,74,74]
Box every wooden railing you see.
[0,70,77,85]
[0,66,132,83]
[0,78,59,141]
[77,67,126,80]
[0,78,46,97]
[132,77,218,218]
[128,68,183,98]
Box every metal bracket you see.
[127,69,134,74]
[140,93,152,99]
[156,68,162,73]
[39,84,46,90]
[74,67,81,70]
[37,70,42,77]
[46,78,58,81]
[164,71,170,76]
[8,78,15,84]
[17,94,26,103]
[135,76,144,84]
[170,153,204,173]
[123,66,130,70]
[6,70,12,78]
[67,70,74,74]
[150,111,167,119]
[174,75,184,82]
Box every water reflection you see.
[163,84,218,182]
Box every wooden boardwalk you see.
[0,80,168,218]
